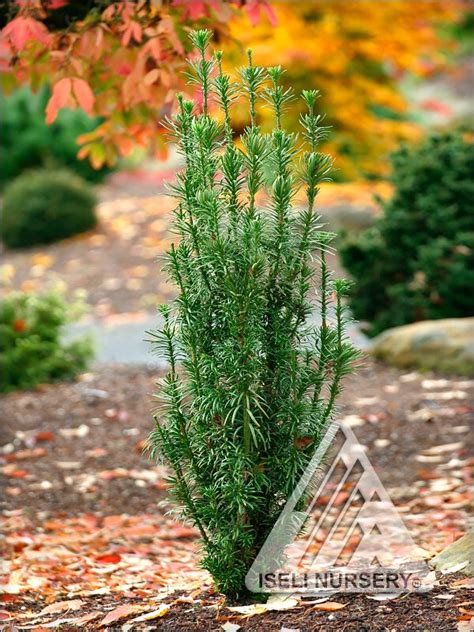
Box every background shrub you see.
[0,86,113,186]
[0,289,93,394]
[340,131,474,336]
[0,169,97,248]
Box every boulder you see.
[318,204,376,233]
[431,531,473,576]
[370,317,474,375]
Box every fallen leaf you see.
[451,578,474,590]
[426,391,467,400]
[459,608,474,617]
[423,442,464,455]
[355,396,380,406]
[54,461,82,470]
[312,601,347,611]
[341,414,365,427]
[416,454,443,463]
[5,448,46,462]
[126,604,170,624]
[407,408,434,422]
[221,623,241,631]
[439,561,469,575]
[1,465,28,478]
[31,253,54,268]
[38,600,84,616]
[365,594,401,602]
[227,604,268,616]
[95,553,122,564]
[99,604,145,627]
[59,425,89,438]
[64,612,102,626]
[36,612,102,628]
[35,431,55,443]
[421,379,450,389]
[265,595,299,611]
[162,525,196,539]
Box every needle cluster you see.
[148,30,359,597]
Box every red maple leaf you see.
[2,16,51,51]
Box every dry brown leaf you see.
[265,595,299,611]
[66,612,102,626]
[227,604,267,617]
[98,604,146,627]
[35,612,102,628]
[126,604,170,623]
[424,442,464,455]
[312,601,347,611]
[38,600,84,616]
[366,593,401,601]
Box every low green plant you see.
[0,85,113,186]
[148,31,359,597]
[0,288,93,394]
[340,131,474,336]
[0,168,97,249]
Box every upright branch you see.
[148,30,359,598]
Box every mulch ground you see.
[1,360,473,630]
[0,175,387,320]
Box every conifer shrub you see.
[0,288,93,394]
[0,86,113,186]
[0,169,97,249]
[148,31,359,597]
[340,132,474,336]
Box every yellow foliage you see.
[225,0,465,177]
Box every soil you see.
[1,360,473,630]
[1,361,472,520]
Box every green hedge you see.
[0,169,97,248]
[0,85,113,186]
[340,131,474,336]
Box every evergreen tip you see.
[316,230,337,247]
[267,66,284,83]
[302,89,320,110]
[189,29,212,54]
[333,278,354,295]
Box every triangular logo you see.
[246,422,431,594]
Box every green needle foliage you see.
[148,30,359,597]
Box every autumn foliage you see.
[0,0,275,167]
[226,0,468,177]
[0,0,467,175]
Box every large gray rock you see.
[370,317,474,376]
[318,204,376,233]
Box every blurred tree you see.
[0,85,113,184]
[0,0,275,167]
[225,0,468,178]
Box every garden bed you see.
[1,360,472,629]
